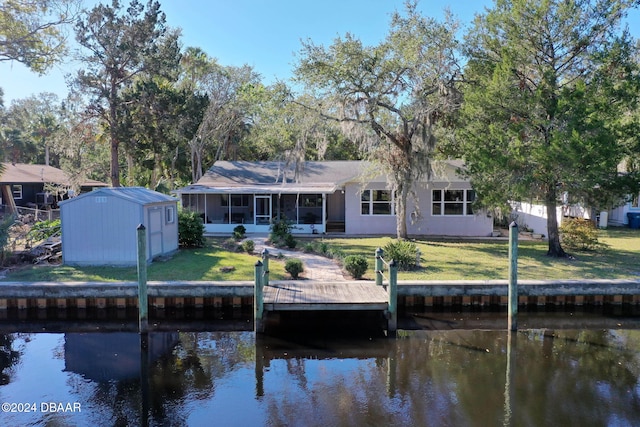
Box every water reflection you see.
[0,318,638,426]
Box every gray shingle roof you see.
[60,187,177,206]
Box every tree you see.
[294,1,462,238]
[73,0,169,187]
[454,0,640,257]
[188,62,260,182]
[244,83,359,165]
[0,0,80,73]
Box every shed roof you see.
[59,186,178,206]
[0,162,107,187]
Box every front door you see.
[254,195,271,226]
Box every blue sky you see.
[0,0,637,105]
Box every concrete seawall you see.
[0,279,639,310]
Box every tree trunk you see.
[545,189,566,257]
[110,136,120,187]
[395,171,411,240]
[109,80,120,187]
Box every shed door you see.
[148,208,163,258]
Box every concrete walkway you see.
[248,236,346,281]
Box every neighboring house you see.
[607,201,639,227]
[173,160,493,237]
[59,187,179,266]
[0,162,107,212]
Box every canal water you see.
[1,310,639,426]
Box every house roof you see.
[176,161,380,194]
[175,160,467,194]
[59,186,178,206]
[0,162,107,187]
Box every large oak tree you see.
[0,0,80,73]
[294,1,462,239]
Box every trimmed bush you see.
[233,225,246,240]
[303,243,315,253]
[383,239,419,270]
[241,239,255,253]
[560,218,601,251]
[178,210,205,248]
[285,258,304,279]
[344,255,368,279]
[284,233,297,249]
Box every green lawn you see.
[302,227,640,281]
[2,238,287,282]
[1,229,638,282]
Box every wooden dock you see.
[262,281,390,311]
[253,256,398,334]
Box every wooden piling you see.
[375,248,384,286]
[508,221,518,331]
[388,260,398,333]
[261,248,270,288]
[254,260,264,333]
[137,224,148,333]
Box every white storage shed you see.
[60,187,179,266]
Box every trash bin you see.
[627,212,640,229]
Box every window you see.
[166,206,175,224]
[299,194,322,207]
[361,189,394,215]
[432,189,475,216]
[12,185,23,200]
[221,194,250,207]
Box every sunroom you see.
[178,187,343,234]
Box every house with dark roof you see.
[173,160,493,237]
[0,162,107,212]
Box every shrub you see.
[284,233,297,249]
[241,239,255,253]
[326,246,346,260]
[270,218,293,240]
[285,258,304,279]
[303,243,315,253]
[383,240,419,270]
[178,210,205,247]
[560,218,601,251]
[269,218,299,248]
[26,218,61,242]
[344,255,368,279]
[221,238,238,251]
[318,242,329,255]
[233,225,246,240]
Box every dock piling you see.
[375,248,384,286]
[254,260,264,333]
[388,260,398,333]
[508,221,518,331]
[136,224,148,333]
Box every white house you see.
[173,160,493,237]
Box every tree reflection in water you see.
[0,323,638,426]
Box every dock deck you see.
[262,281,390,311]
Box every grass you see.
[1,238,287,282]
[1,228,638,282]
[304,227,640,281]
